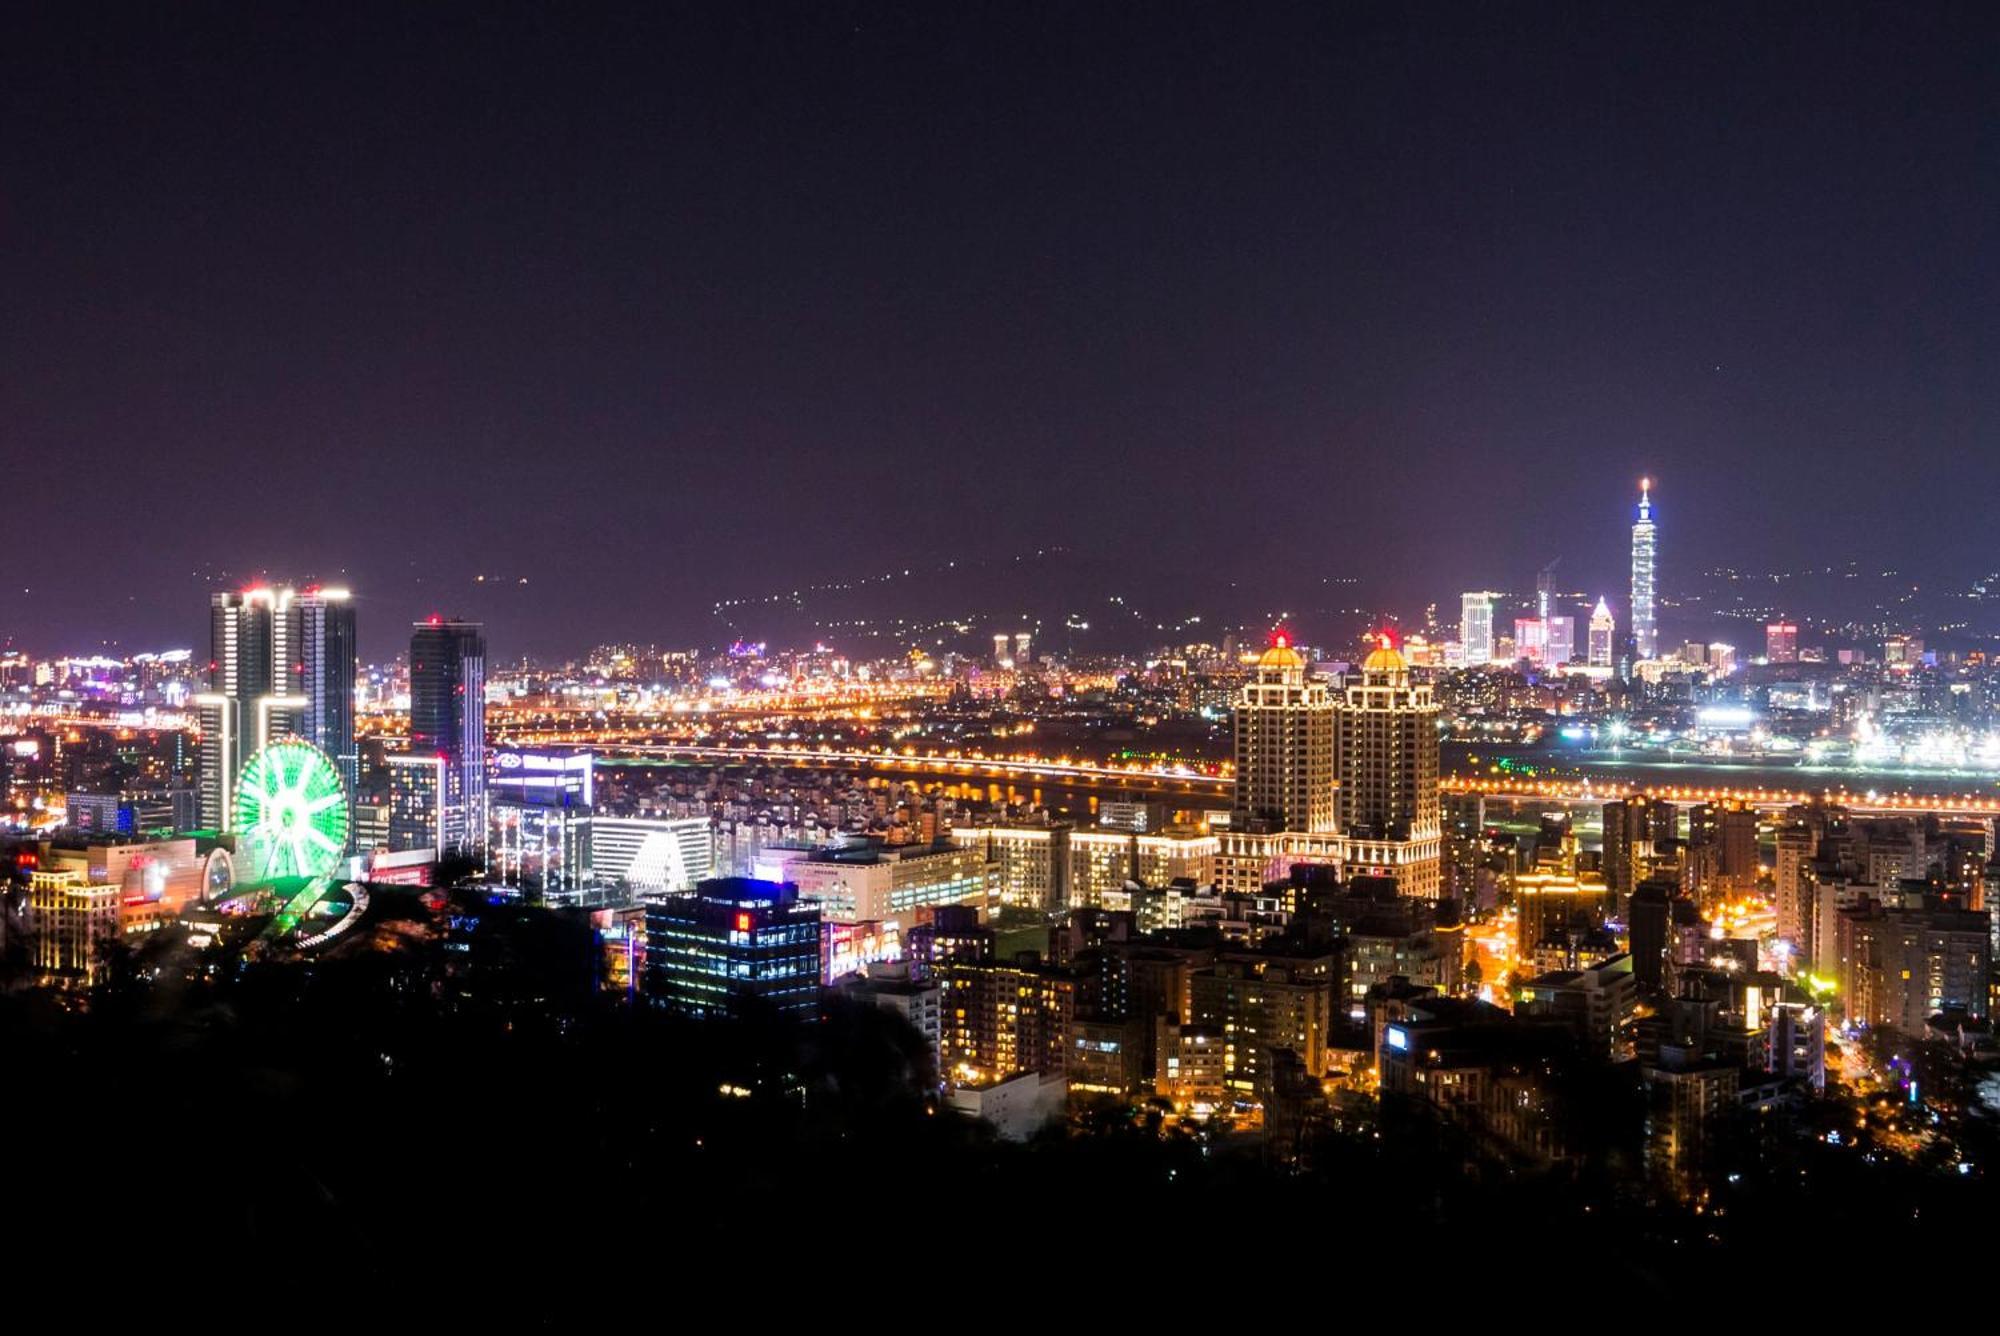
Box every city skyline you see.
[12,5,2000,1305]
[9,476,1999,665]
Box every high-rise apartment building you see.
[1603,794,1679,905]
[1631,478,1657,660]
[1231,633,1334,835]
[409,618,486,855]
[1334,638,1442,899]
[1690,802,1760,898]
[1218,632,1441,899]
[1837,899,1990,1032]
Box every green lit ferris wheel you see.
[232,739,350,881]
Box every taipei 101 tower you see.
[1631,478,1657,660]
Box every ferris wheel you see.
[232,739,350,880]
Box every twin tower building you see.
[1218,633,1442,900]
[196,587,359,832]
[197,588,487,858]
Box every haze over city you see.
[6,3,1996,659]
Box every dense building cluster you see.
[6,532,2000,1222]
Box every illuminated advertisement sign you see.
[821,919,903,984]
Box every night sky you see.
[4,2,1995,660]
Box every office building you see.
[949,822,1216,911]
[65,792,127,835]
[195,584,357,837]
[593,815,715,895]
[1766,621,1798,663]
[777,835,994,924]
[1544,615,1575,668]
[286,588,358,799]
[409,617,486,855]
[1459,592,1498,666]
[1631,478,1658,660]
[386,754,444,857]
[196,589,277,830]
[1587,597,1615,668]
[645,877,821,1020]
[488,748,594,900]
[1068,828,1216,908]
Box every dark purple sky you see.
[4,2,1995,660]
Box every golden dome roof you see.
[1361,635,1408,674]
[1258,631,1305,670]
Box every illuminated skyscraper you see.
[1219,632,1440,898]
[1588,597,1615,668]
[1459,592,1498,666]
[1631,478,1657,660]
[1333,636,1442,899]
[1765,621,1798,663]
[286,588,358,800]
[1545,615,1575,667]
[409,617,487,855]
[1514,618,1546,664]
[196,590,277,830]
[197,585,360,835]
[1232,632,1335,835]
